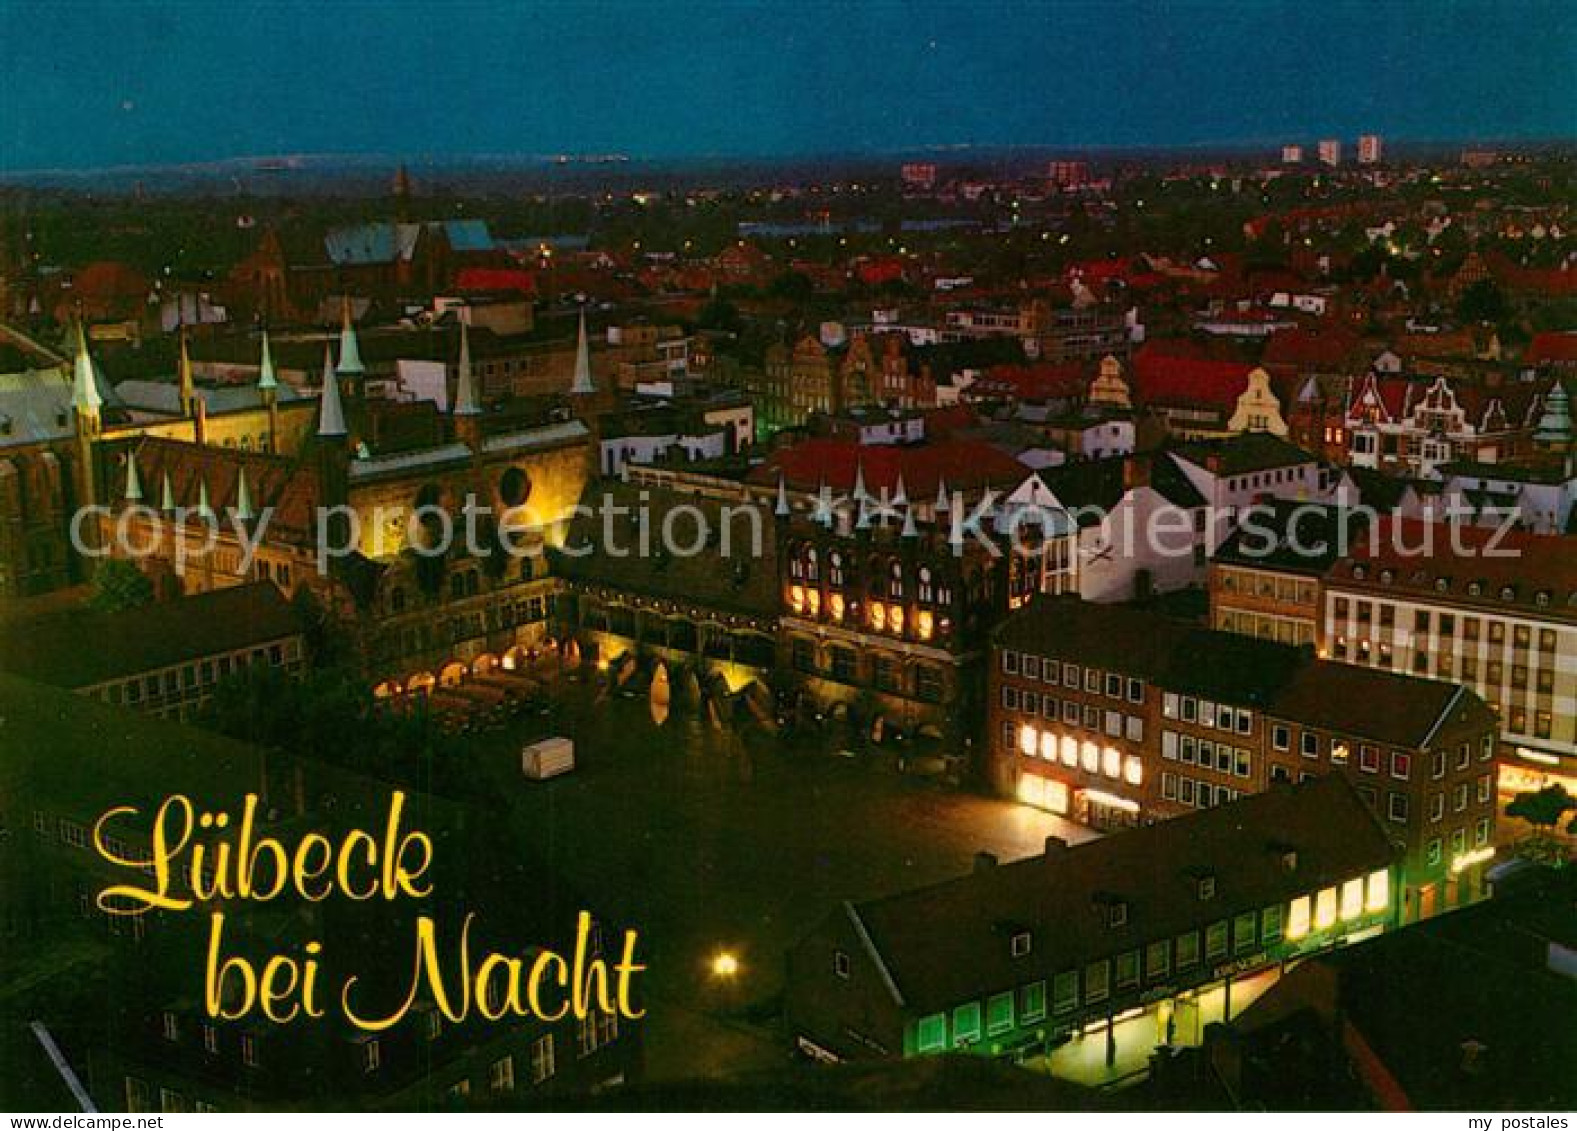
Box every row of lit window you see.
[1008,722,1144,786]
[1002,686,1146,743]
[910,879,1384,1054]
[786,585,939,641]
[1161,732,1253,778]
[1285,870,1391,940]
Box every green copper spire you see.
[160,471,175,512]
[336,297,365,377]
[569,308,595,396]
[257,330,279,392]
[124,449,143,502]
[317,341,347,437]
[234,466,255,522]
[71,320,103,414]
[453,319,481,416]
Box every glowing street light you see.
[711,951,740,979]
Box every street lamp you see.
[710,951,740,979]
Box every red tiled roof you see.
[72,260,152,300]
[1132,344,1255,410]
[123,437,326,543]
[749,438,1028,496]
[455,267,537,295]
[1527,331,1577,365]
[1263,327,1362,370]
[969,361,1088,402]
[1331,517,1577,613]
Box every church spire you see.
[336,297,365,378]
[569,307,596,396]
[453,320,481,416]
[160,471,175,512]
[317,341,347,437]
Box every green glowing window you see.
[1176,931,1200,970]
[1084,960,1110,1004]
[916,1013,947,1053]
[1145,940,1170,980]
[1021,981,1046,1023]
[1052,971,1078,1014]
[1205,921,1229,960]
[1115,950,1140,989]
[952,1002,982,1045]
[986,992,1014,1036]
[1233,912,1258,955]
[1261,905,1283,943]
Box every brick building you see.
[987,598,1499,917]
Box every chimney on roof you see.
[1206,453,1223,475]
[1123,454,1150,492]
[1044,835,1068,857]
[974,851,999,873]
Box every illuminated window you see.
[829,593,845,622]
[1340,878,1364,921]
[1084,960,1110,1004]
[916,1013,947,1053]
[916,609,932,639]
[1314,886,1338,929]
[1081,741,1099,774]
[1286,895,1311,940]
[1102,747,1122,779]
[1019,724,1039,757]
[1124,756,1143,786]
[1364,868,1390,913]
[952,1002,981,1045]
[1040,732,1056,761]
[986,992,1014,1036]
[1052,971,1078,1013]
[1060,736,1078,767]
[1021,981,1047,1023]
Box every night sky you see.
[1,0,1573,171]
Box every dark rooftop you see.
[0,582,302,689]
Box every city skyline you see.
[2,0,1574,173]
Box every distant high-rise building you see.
[900,162,937,189]
[1047,160,1090,188]
[1357,134,1383,165]
[1281,144,1304,165]
[1318,138,1342,167]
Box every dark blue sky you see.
[2,0,1573,171]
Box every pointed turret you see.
[892,471,908,507]
[852,459,869,503]
[453,320,481,416]
[1534,379,1572,449]
[71,320,103,417]
[569,308,596,396]
[234,466,255,522]
[336,298,365,378]
[160,471,175,512]
[317,341,347,437]
[258,329,281,455]
[935,476,951,513]
[177,328,198,418]
[123,449,143,502]
[901,504,919,538]
[197,478,215,521]
[257,329,278,391]
[775,472,791,518]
